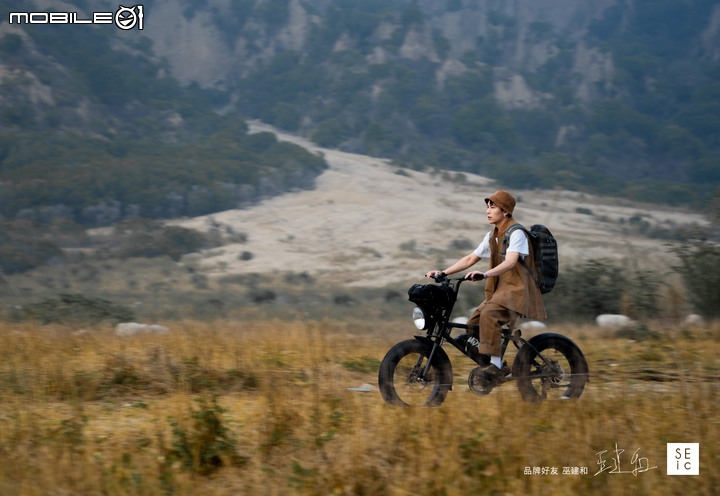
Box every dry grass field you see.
[0,317,717,495]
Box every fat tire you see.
[513,333,589,403]
[378,339,453,407]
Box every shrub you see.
[249,289,276,304]
[22,293,135,326]
[544,260,661,322]
[449,237,475,250]
[622,269,662,319]
[672,240,720,319]
[544,259,626,322]
[165,397,247,476]
[0,219,63,274]
[114,222,205,261]
[399,240,417,252]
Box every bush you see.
[22,293,135,326]
[622,269,662,319]
[449,237,475,250]
[544,259,661,322]
[544,259,626,322]
[112,219,206,261]
[165,397,247,476]
[249,289,276,304]
[0,220,63,274]
[672,240,720,319]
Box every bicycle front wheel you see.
[378,339,453,407]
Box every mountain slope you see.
[1,0,718,228]
[174,122,708,287]
[140,0,720,206]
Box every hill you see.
[140,0,720,206]
[172,121,709,288]
[2,121,716,323]
[1,0,719,224]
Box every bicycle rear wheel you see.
[513,333,589,403]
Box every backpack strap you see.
[500,224,527,261]
[501,224,542,288]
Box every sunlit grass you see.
[0,319,717,495]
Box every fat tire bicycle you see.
[378,274,589,406]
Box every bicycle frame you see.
[415,276,557,382]
[380,275,589,405]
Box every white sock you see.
[491,356,502,369]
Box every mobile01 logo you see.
[9,5,144,31]
[667,443,699,475]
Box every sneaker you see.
[468,363,504,395]
[480,364,505,387]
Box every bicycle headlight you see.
[412,306,427,330]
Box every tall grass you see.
[0,319,717,495]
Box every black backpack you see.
[501,224,558,294]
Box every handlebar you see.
[428,272,484,284]
[429,273,447,283]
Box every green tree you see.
[311,120,348,147]
[451,98,517,150]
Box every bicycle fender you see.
[527,333,586,355]
[413,335,453,390]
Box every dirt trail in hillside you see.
[174,121,707,287]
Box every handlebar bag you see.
[407,284,455,310]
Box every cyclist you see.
[425,190,546,385]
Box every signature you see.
[594,443,658,476]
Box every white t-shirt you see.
[473,229,529,260]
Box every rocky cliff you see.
[142,0,619,108]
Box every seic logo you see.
[9,5,144,31]
[667,443,699,475]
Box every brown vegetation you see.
[0,318,717,495]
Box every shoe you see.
[480,364,505,387]
[468,363,504,395]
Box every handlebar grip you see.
[431,272,447,283]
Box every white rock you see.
[595,314,632,328]
[115,322,169,337]
[683,314,704,326]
